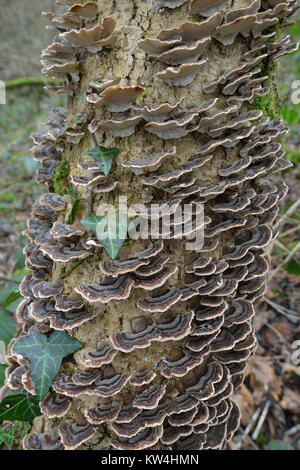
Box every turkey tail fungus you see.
[5,0,299,451]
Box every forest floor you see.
[0,15,300,452]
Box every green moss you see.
[53,161,71,196]
[253,60,283,119]
[192,14,203,22]
[253,88,282,119]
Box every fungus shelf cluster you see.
[4,0,299,451]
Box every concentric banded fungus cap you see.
[157,39,211,65]
[40,393,72,418]
[23,430,64,450]
[88,85,145,112]
[68,2,99,19]
[54,294,84,313]
[130,368,157,386]
[158,13,223,42]
[88,368,131,397]
[90,76,121,91]
[213,15,257,46]
[132,383,167,410]
[49,309,98,331]
[157,61,207,86]
[190,0,227,17]
[29,299,59,322]
[110,317,159,352]
[186,361,224,400]
[137,287,182,313]
[156,0,189,8]
[32,280,64,299]
[226,0,260,22]
[89,115,143,138]
[161,348,207,378]
[58,422,95,450]
[75,276,135,303]
[128,240,164,259]
[40,244,91,263]
[111,397,171,437]
[61,17,117,53]
[79,343,118,368]
[85,401,122,424]
[121,147,176,175]
[110,426,163,450]
[72,368,102,386]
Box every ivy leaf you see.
[2,290,22,309]
[0,364,7,386]
[85,145,119,176]
[57,118,83,140]
[81,213,105,233]
[284,259,300,275]
[81,212,131,259]
[13,330,83,400]
[67,188,83,224]
[0,311,17,346]
[98,211,129,259]
[0,394,41,422]
[267,440,295,451]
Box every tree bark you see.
[6,0,296,451]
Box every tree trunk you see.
[6,0,297,451]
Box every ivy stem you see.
[89,190,93,214]
[59,259,85,280]
[90,132,98,147]
[0,277,20,285]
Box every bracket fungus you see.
[10,0,297,452]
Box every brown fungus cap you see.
[58,422,96,450]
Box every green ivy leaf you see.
[13,330,83,400]
[67,188,83,225]
[81,212,131,259]
[81,213,105,233]
[0,364,7,386]
[57,118,83,140]
[2,290,22,309]
[0,394,41,422]
[267,440,295,451]
[0,311,17,346]
[98,211,129,259]
[85,145,119,176]
[284,259,300,275]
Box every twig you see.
[269,240,300,280]
[5,76,61,89]
[244,407,261,436]
[285,424,300,436]
[281,224,300,238]
[59,259,85,280]
[266,322,286,344]
[88,191,93,214]
[238,427,260,450]
[90,132,98,147]
[274,240,290,253]
[0,277,20,285]
[252,400,271,440]
[265,298,300,319]
[274,198,300,230]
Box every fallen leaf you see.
[233,384,255,427]
[247,356,282,399]
[254,308,271,332]
[280,388,300,415]
[264,321,292,347]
